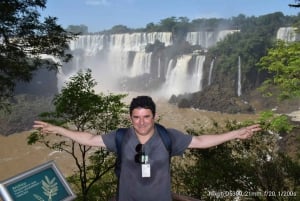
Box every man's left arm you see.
[188,124,261,149]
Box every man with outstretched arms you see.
[33,96,261,201]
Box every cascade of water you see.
[69,35,105,56]
[130,52,152,77]
[276,27,300,42]
[59,31,234,98]
[185,30,239,49]
[185,32,215,48]
[158,57,161,78]
[109,32,173,51]
[237,56,242,96]
[192,55,205,91]
[161,55,192,97]
[106,49,130,76]
[166,59,175,79]
[208,58,215,86]
[217,30,240,42]
[159,55,205,97]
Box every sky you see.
[42,0,300,32]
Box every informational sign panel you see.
[0,161,76,201]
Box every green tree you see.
[145,22,158,32]
[159,17,178,32]
[28,69,130,201]
[172,112,299,200]
[66,24,88,34]
[258,40,300,100]
[110,25,131,34]
[0,0,74,110]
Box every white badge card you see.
[141,164,151,177]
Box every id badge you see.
[141,164,151,177]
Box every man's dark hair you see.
[129,96,156,117]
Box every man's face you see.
[130,107,155,136]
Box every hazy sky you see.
[42,0,300,32]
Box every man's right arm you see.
[33,121,106,147]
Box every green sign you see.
[0,161,76,201]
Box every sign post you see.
[0,161,76,201]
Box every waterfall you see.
[129,52,152,77]
[185,30,239,48]
[192,55,205,91]
[159,55,205,97]
[158,57,161,78]
[276,27,300,42]
[108,32,173,51]
[165,59,175,79]
[161,55,192,96]
[237,56,242,96]
[185,32,214,48]
[58,31,235,98]
[217,30,240,41]
[69,34,106,56]
[208,58,215,86]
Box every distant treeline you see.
[66,12,300,35]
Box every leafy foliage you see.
[66,24,88,34]
[0,0,75,110]
[258,40,300,100]
[28,69,130,201]
[172,112,299,200]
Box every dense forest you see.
[68,12,300,35]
